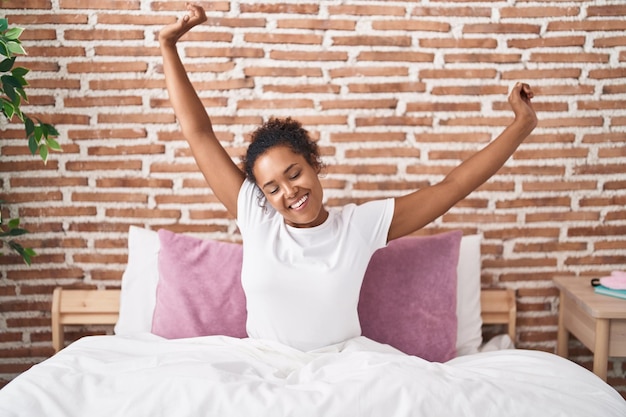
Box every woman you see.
[159,4,537,351]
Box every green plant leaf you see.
[23,247,36,262]
[0,41,9,58]
[47,137,62,151]
[2,73,22,89]
[0,57,15,72]
[8,218,20,229]
[28,134,38,155]
[33,124,43,142]
[8,228,28,237]
[8,241,35,265]
[11,74,28,94]
[7,41,26,56]
[5,27,24,41]
[16,86,27,101]
[2,79,17,102]
[24,116,35,137]
[47,123,60,137]
[1,98,15,119]
[39,144,49,163]
[11,66,29,79]
[0,19,8,32]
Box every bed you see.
[1,227,625,416]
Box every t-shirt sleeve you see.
[352,198,395,251]
[237,179,275,236]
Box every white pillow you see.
[114,227,485,358]
[455,234,483,356]
[114,226,161,335]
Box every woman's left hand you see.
[508,82,537,130]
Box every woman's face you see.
[253,145,328,228]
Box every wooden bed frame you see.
[51,287,517,353]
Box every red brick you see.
[271,50,348,61]
[64,96,143,107]
[60,0,140,10]
[20,29,56,41]
[151,1,230,12]
[502,68,581,80]
[97,178,173,188]
[531,52,609,63]
[594,36,626,48]
[358,51,434,63]
[412,6,491,18]
[353,181,427,192]
[332,35,412,47]
[406,101,480,112]
[71,192,147,203]
[244,33,322,45]
[277,19,355,31]
[245,67,323,77]
[420,69,497,79]
[240,3,318,14]
[64,29,144,41]
[328,5,405,16]
[345,147,420,158]
[67,61,148,73]
[373,20,450,32]
[19,206,98,218]
[463,23,541,35]
[187,47,264,59]
[22,46,85,57]
[3,0,51,9]
[87,145,165,156]
[547,20,626,32]
[508,36,585,49]
[501,6,580,18]
[205,17,266,28]
[321,99,397,110]
[349,82,425,94]
[331,132,407,143]
[105,208,181,220]
[95,46,160,57]
[189,210,231,220]
[445,53,522,64]
[355,116,432,127]
[238,99,314,110]
[421,38,497,49]
[327,164,397,176]
[264,84,340,94]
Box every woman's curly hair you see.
[243,117,323,184]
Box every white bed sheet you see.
[1,334,625,417]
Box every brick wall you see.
[1,0,625,395]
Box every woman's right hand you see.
[158,3,208,47]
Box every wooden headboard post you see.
[480,288,517,342]
[51,287,121,352]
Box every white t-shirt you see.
[237,179,395,351]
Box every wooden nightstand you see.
[554,276,626,381]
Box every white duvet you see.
[1,334,625,417]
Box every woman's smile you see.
[290,194,309,210]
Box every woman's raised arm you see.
[388,82,538,241]
[159,4,245,217]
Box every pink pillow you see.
[358,230,462,362]
[152,229,247,339]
